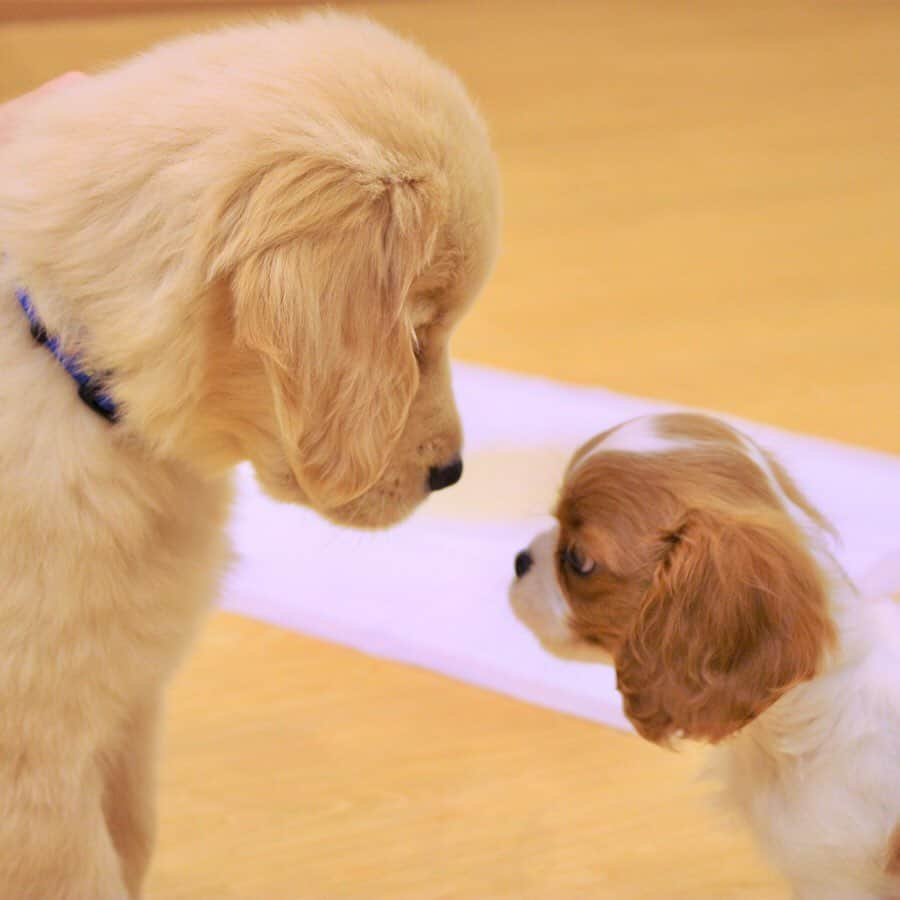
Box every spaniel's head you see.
[511,413,836,744]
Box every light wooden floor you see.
[2,2,899,897]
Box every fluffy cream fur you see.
[0,13,499,896]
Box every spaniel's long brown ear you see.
[615,507,834,744]
[206,150,447,510]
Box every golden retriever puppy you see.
[0,13,499,897]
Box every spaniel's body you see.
[0,13,498,897]
[716,592,900,899]
[512,413,900,899]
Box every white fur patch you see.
[509,527,572,645]
[508,527,617,664]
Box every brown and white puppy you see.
[0,13,498,898]
[511,413,900,899]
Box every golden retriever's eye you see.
[563,544,596,577]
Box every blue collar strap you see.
[16,288,119,424]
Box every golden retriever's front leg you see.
[0,763,129,899]
[102,697,161,899]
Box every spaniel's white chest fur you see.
[713,596,900,899]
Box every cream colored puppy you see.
[0,13,499,897]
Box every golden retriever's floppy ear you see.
[206,151,447,509]
[615,508,834,745]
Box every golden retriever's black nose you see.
[514,550,533,578]
[428,458,463,492]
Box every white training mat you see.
[222,363,900,733]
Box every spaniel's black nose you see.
[514,550,534,578]
[428,458,463,492]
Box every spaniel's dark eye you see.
[564,544,596,577]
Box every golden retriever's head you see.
[0,14,499,529]
[193,16,500,528]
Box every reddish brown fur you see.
[652,413,835,534]
[615,507,834,743]
[656,412,744,448]
[555,428,835,744]
[557,441,785,583]
[656,413,835,535]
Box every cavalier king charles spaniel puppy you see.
[512,412,900,899]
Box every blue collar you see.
[16,288,119,424]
